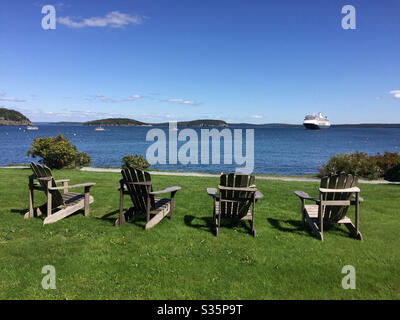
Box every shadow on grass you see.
[101,208,148,229]
[11,208,28,216]
[267,217,354,239]
[100,209,120,224]
[11,206,85,222]
[267,218,306,235]
[184,215,253,236]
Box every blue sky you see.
[0,0,399,124]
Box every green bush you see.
[384,164,400,182]
[375,152,400,176]
[27,134,91,169]
[122,154,150,170]
[318,151,400,181]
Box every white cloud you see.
[251,115,263,119]
[95,94,114,102]
[125,94,145,101]
[167,98,198,105]
[0,92,25,102]
[58,11,144,29]
[15,107,129,122]
[390,90,400,99]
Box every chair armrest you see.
[37,177,52,181]
[207,188,219,199]
[351,194,364,203]
[293,191,319,202]
[120,179,152,186]
[55,179,70,184]
[218,185,258,192]
[149,186,181,195]
[48,182,96,190]
[319,187,360,193]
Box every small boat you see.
[95,126,105,131]
[27,126,39,130]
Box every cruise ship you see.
[303,112,331,130]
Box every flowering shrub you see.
[384,163,400,182]
[318,151,400,181]
[27,134,91,169]
[122,154,150,170]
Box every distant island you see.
[331,124,400,128]
[84,118,148,126]
[1,109,399,128]
[83,118,228,127]
[229,123,302,127]
[79,118,400,128]
[155,119,228,127]
[0,108,32,126]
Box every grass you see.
[0,168,399,300]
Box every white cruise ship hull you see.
[303,120,330,130]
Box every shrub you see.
[122,154,150,170]
[384,164,400,182]
[374,152,400,176]
[318,151,400,180]
[27,134,91,169]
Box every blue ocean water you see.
[1,124,399,175]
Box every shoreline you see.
[26,123,400,129]
[1,165,398,184]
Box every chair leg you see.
[47,192,52,217]
[115,188,126,227]
[251,219,256,237]
[301,199,305,226]
[84,187,90,217]
[215,214,220,237]
[27,187,34,218]
[305,215,324,241]
[344,222,363,241]
[251,198,256,237]
[169,198,175,219]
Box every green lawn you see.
[0,168,399,299]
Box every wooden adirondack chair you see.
[207,173,264,237]
[115,167,181,229]
[26,162,96,224]
[294,173,363,241]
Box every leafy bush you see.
[384,164,400,182]
[318,151,400,181]
[27,134,91,169]
[122,154,150,170]
[374,152,400,176]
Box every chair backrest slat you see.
[321,173,359,222]
[121,167,153,213]
[30,162,64,207]
[220,174,227,215]
[226,173,235,216]
[218,173,256,218]
[122,167,140,212]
